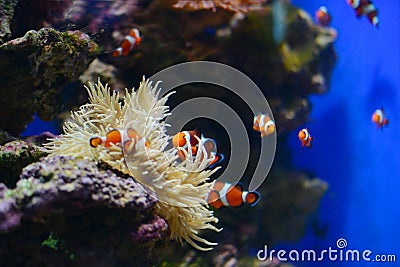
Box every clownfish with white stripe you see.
[111,28,142,58]
[372,108,389,129]
[90,128,149,153]
[347,0,379,28]
[172,129,224,169]
[207,181,260,209]
[298,128,313,149]
[253,113,275,137]
[315,6,332,27]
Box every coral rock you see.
[0,140,46,187]
[0,155,167,266]
[0,0,18,44]
[0,27,101,135]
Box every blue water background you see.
[283,0,400,266]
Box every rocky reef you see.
[0,155,169,266]
[0,28,101,135]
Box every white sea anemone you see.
[45,77,221,250]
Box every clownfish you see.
[315,6,332,27]
[111,28,142,58]
[90,128,149,153]
[253,113,275,137]
[298,128,313,149]
[372,108,389,128]
[172,129,224,169]
[207,181,260,209]
[347,0,379,28]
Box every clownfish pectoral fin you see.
[123,140,133,153]
[207,190,224,209]
[90,137,103,147]
[207,153,224,169]
[203,138,217,154]
[246,191,261,207]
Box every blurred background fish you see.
[272,0,287,44]
[347,0,379,27]
[315,6,332,27]
[372,108,389,129]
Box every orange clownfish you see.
[207,181,260,209]
[347,0,379,28]
[372,108,389,128]
[172,129,224,169]
[90,128,149,153]
[298,128,313,149]
[315,6,332,27]
[111,28,142,58]
[253,113,275,137]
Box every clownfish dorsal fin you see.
[234,182,244,191]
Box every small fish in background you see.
[253,113,275,137]
[207,181,261,209]
[347,0,379,28]
[111,28,142,58]
[272,0,287,44]
[172,129,224,169]
[298,128,313,148]
[315,6,332,27]
[372,108,389,129]
[90,128,149,152]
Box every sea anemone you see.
[45,78,221,250]
[173,0,265,13]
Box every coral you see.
[132,215,169,242]
[158,243,295,266]
[0,27,101,135]
[0,183,21,232]
[221,4,337,132]
[261,171,328,244]
[10,0,74,37]
[0,140,46,187]
[45,78,221,250]
[0,129,17,145]
[173,0,266,13]
[0,0,18,44]
[23,131,58,146]
[211,244,238,267]
[0,155,169,266]
[15,155,158,217]
[65,0,140,33]
[196,169,327,255]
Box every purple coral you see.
[18,155,158,213]
[131,215,169,242]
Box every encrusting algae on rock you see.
[45,77,221,251]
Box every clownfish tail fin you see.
[247,191,261,207]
